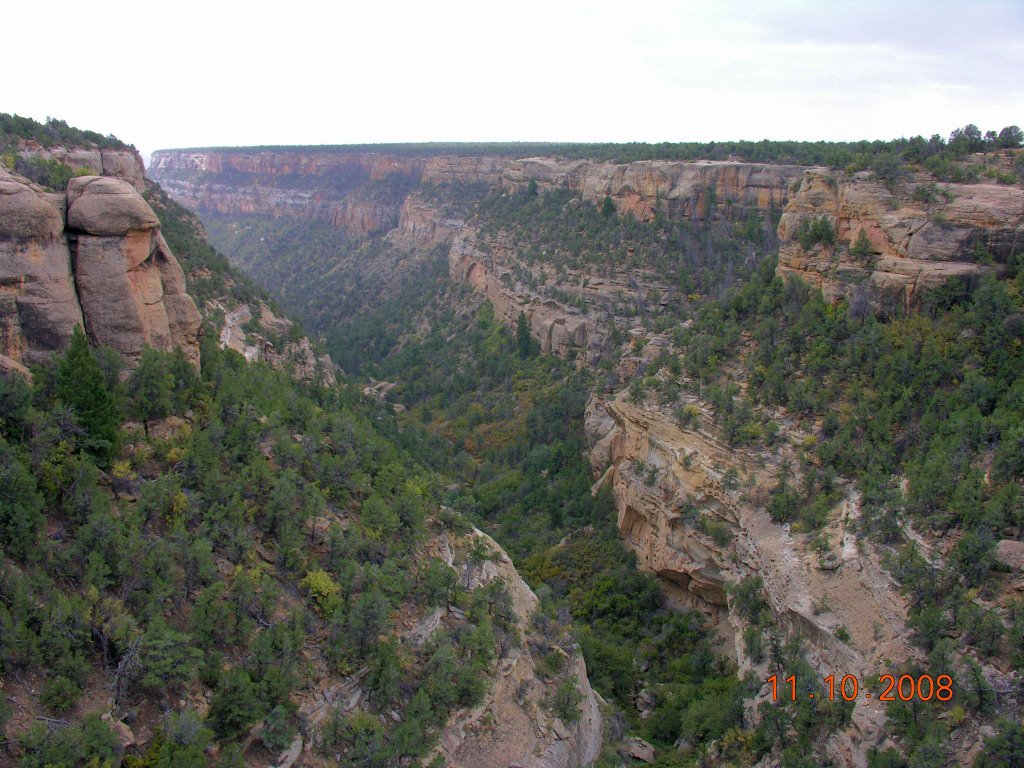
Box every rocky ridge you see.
[585,389,914,766]
[431,528,603,768]
[216,300,336,386]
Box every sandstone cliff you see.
[151,149,804,233]
[777,168,1024,311]
[0,166,201,368]
[150,151,510,237]
[216,300,335,386]
[503,158,804,222]
[448,231,612,363]
[585,388,914,767]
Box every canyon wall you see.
[0,166,201,370]
[777,168,1024,311]
[585,389,913,767]
[448,231,612,363]
[150,149,805,234]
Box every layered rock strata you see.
[150,150,804,231]
[777,169,1024,311]
[585,390,915,767]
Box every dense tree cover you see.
[0,112,129,150]
[160,123,1021,165]
[476,186,779,303]
[675,254,1024,762]
[0,332,517,766]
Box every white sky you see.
[5,0,1023,161]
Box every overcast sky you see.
[5,0,1023,161]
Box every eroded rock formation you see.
[0,166,201,367]
[503,158,804,222]
[433,528,603,768]
[777,168,1024,311]
[10,142,147,190]
[585,389,915,767]
[216,300,335,386]
[448,231,612,363]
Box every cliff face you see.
[151,149,804,233]
[448,231,613,363]
[150,151,509,237]
[150,150,805,365]
[0,166,201,369]
[11,142,148,190]
[503,158,804,221]
[777,169,1024,311]
[585,389,912,767]
[216,300,336,386]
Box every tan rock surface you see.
[0,167,85,365]
[0,167,200,367]
[434,528,603,768]
[777,169,1023,309]
[585,390,914,766]
[67,176,161,236]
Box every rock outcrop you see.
[449,230,612,363]
[434,528,603,768]
[0,166,201,367]
[777,169,1024,311]
[585,389,915,766]
[503,158,804,222]
[216,300,335,386]
[10,142,148,190]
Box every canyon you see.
[149,145,1024,766]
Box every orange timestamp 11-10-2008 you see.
[767,673,953,703]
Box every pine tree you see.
[55,326,119,460]
[516,311,533,359]
[601,194,616,217]
[0,440,45,560]
[129,346,175,431]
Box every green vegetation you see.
[1,332,518,765]
[794,215,836,250]
[157,122,1021,165]
[0,112,129,150]
[470,184,778,317]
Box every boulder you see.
[623,736,656,763]
[0,171,64,240]
[67,176,159,236]
[0,165,200,368]
[996,540,1024,572]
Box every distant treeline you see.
[160,124,1021,166]
[0,112,129,150]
